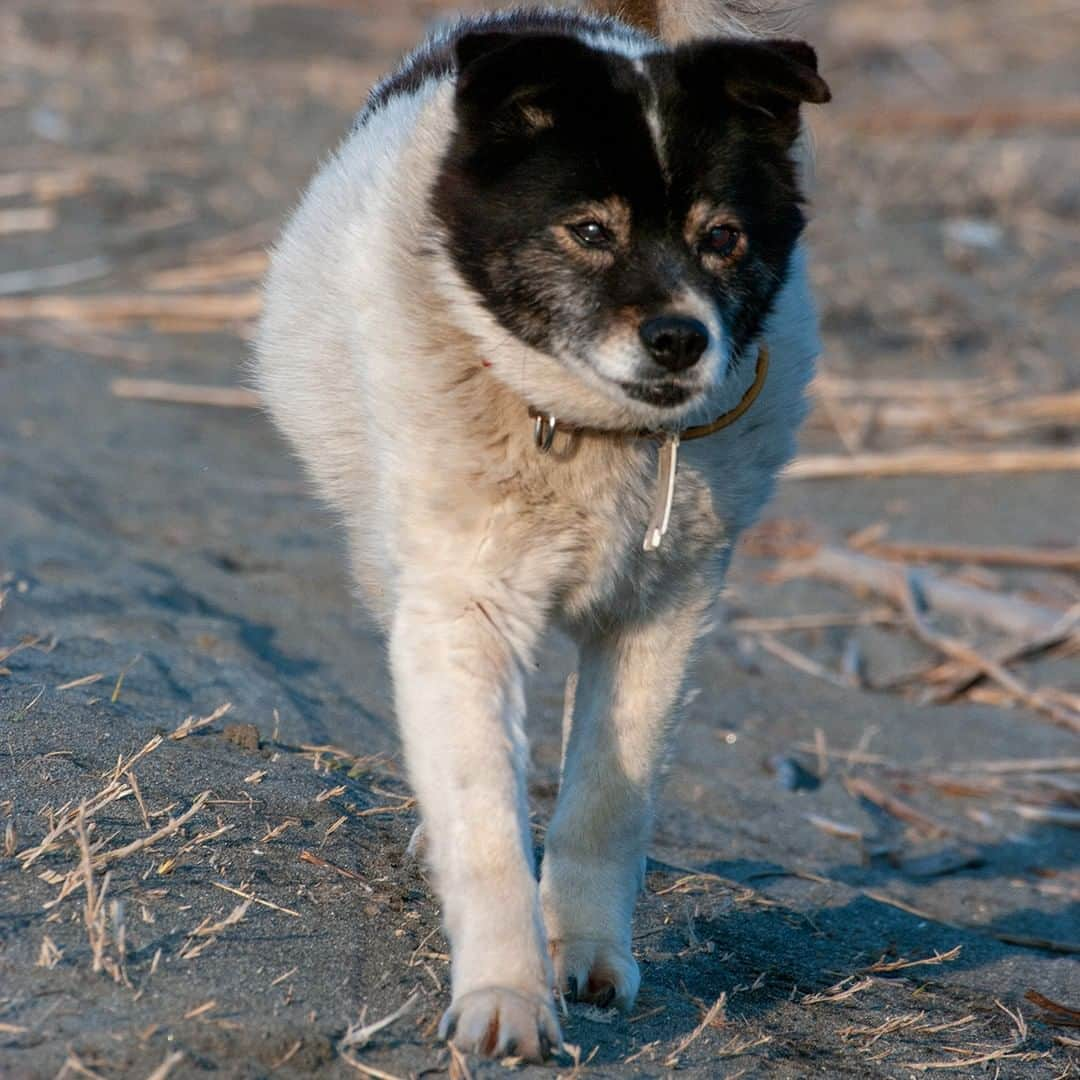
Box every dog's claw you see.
[548,938,640,1013]
[440,987,561,1063]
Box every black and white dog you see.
[254,0,829,1061]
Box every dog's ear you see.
[678,38,831,136]
[453,32,602,132]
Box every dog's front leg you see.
[541,592,709,1011]
[390,591,560,1061]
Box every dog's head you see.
[433,30,830,426]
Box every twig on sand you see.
[899,1049,1048,1072]
[863,945,961,973]
[854,540,1080,573]
[731,607,896,633]
[106,735,163,783]
[299,850,374,893]
[110,654,140,703]
[924,604,1080,704]
[801,976,875,1005]
[0,292,260,328]
[42,788,212,908]
[112,378,261,409]
[170,702,232,740]
[179,901,251,960]
[145,250,267,291]
[354,799,417,818]
[814,387,1080,439]
[993,934,1080,956]
[804,813,864,842]
[813,374,1009,401]
[76,806,108,974]
[341,992,421,1049]
[838,1012,926,1046]
[0,207,56,235]
[95,791,211,870]
[792,741,889,767]
[447,1042,474,1080]
[948,757,1080,775]
[1024,989,1080,1027]
[754,633,850,688]
[774,546,1072,639]
[1010,804,1080,828]
[12,323,153,368]
[270,1042,303,1070]
[211,881,301,918]
[0,256,110,297]
[664,994,726,1066]
[843,99,1080,136]
[786,446,1080,480]
[56,1053,107,1080]
[56,672,105,691]
[126,769,150,829]
[340,1058,408,1080]
[20,781,133,868]
[860,889,953,925]
[915,1015,977,1035]
[899,575,1080,734]
[844,776,949,838]
[144,1051,185,1080]
[649,862,777,906]
[0,633,52,666]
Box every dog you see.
[253,0,830,1061]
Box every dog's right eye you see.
[568,221,613,249]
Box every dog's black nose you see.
[639,316,709,372]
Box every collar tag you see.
[643,432,680,552]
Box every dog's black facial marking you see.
[648,39,832,354]
[433,29,831,407]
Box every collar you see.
[530,346,770,452]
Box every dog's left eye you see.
[702,225,740,257]
[569,221,613,249]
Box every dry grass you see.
[111,379,262,408]
[663,994,727,1066]
[0,292,261,329]
[341,992,420,1051]
[340,1058,408,1080]
[862,945,962,974]
[787,446,1080,480]
[144,1051,185,1080]
[169,702,232,741]
[178,900,251,961]
[300,849,375,893]
[802,976,876,1006]
[844,776,949,838]
[211,881,301,918]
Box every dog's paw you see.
[438,987,562,1062]
[549,937,640,1012]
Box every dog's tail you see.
[591,0,769,42]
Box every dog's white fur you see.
[254,2,820,1059]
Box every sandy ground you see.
[1,1,1078,1076]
